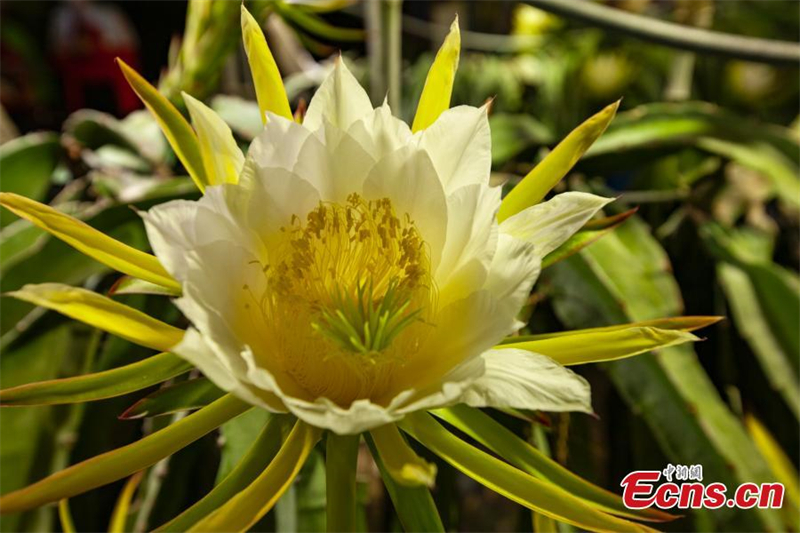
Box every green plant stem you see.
[401,14,543,53]
[385,0,403,112]
[527,0,800,65]
[366,0,385,104]
[275,484,298,533]
[664,1,714,101]
[325,433,359,532]
[364,435,444,533]
[30,328,102,531]
[133,411,188,533]
[366,0,403,110]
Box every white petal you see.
[174,240,306,408]
[392,290,513,395]
[458,348,593,413]
[346,101,412,161]
[483,233,541,318]
[239,167,322,251]
[294,119,376,202]
[248,112,315,172]
[304,59,373,132]
[175,240,264,337]
[141,194,243,281]
[391,356,484,414]
[240,346,311,403]
[500,192,613,257]
[362,146,448,270]
[415,105,491,193]
[173,328,286,411]
[282,395,404,435]
[250,113,375,203]
[436,184,500,304]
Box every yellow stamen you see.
[240,194,435,405]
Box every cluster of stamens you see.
[268,193,431,356]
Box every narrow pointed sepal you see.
[498,316,719,366]
[0,192,180,292]
[371,423,436,488]
[0,395,250,514]
[498,100,619,221]
[186,420,321,532]
[399,412,657,533]
[117,59,209,191]
[183,92,244,185]
[0,352,191,406]
[241,5,293,122]
[5,283,184,352]
[411,17,460,133]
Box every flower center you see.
[272,193,429,354]
[242,193,435,404]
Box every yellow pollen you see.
[241,193,435,405]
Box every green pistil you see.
[312,279,422,355]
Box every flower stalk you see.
[366,0,403,110]
[325,433,360,532]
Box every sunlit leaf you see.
[0,133,62,226]
[701,222,800,418]
[0,395,250,513]
[719,263,800,419]
[0,352,191,406]
[586,102,799,165]
[0,217,51,272]
[547,215,786,531]
[6,283,184,352]
[0,325,72,531]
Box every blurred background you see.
[0,1,798,532]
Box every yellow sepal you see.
[411,17,460,133]
[6,283,184,352]
[498,101,619,221]
[241,5,293,122]
[0,192,180,292]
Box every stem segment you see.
[366,0,403,110]
[528,0,800,65]
[325,433,360,532]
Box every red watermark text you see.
[621,466,784,510]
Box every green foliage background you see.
[0,1,797,531]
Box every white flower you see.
[142,60,611,434]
